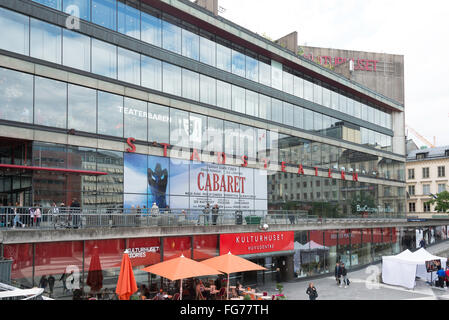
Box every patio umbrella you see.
[86,246,103,294]
[141,254,222,300]
[115,249,138,300]
[201,251,267,299]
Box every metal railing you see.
[0,206,407,230]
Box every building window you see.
[422,184,430,195]
[423,202,431,212]
[422,167,430,179]
[438,184,446,193]
[408,202,415,212]
[0,8,30,56]
[416,153,428,160]
[438,166,445,177]
[408,185,415,196]
[408,168,415,180]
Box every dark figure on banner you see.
[148,163,168,209]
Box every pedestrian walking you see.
[60,272,69,295]
[39,275,48,292]
[437,267,446,288]
[212,204,219,225]
[306,282,318,300]
[419,238,426,248]
[341,263,349,288]
[334,262,342,286]
[50,202,59,229]
[48,274,55,297]
[34,205,42,227]
[70,198,81,228]
[12,202,25,228]
[151,202,160,215]
[29,206,35,227]
[202,203,210,225]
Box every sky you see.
[217,0,449,147]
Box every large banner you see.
[124,153,267,211]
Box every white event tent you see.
[382,248,447,289]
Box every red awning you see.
[0,164,108,176]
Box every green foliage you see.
[428,191,449,212]
[243,294,251,300]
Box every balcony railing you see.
[0,207,407,230]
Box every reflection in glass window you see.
[259,60,271,87]
[354,99,361,119]
[322,115,332,136]
[240,125,255,158]
[267,130,278,165]
[322,87,331,108]
[162,20,181,54]
[63,0,90,21]
[141,55,162,91]
[245,90,258,117]
[118,47,140,85]
[339,93,347,114]
[304,109,314,131]
[231,85,245,114]
[293,76,303,98]
[33,0,62,9]
[182,69,199,101]
[331,89,338,110]
[271,98,282,123]
[231,50,246,77]
[0,8,30,56]
[141,10,161,47]
[283,102,294,127]
[368,106,374,123]
[118,1,140,39]
[170,108,189,148]
[63,29,90,72]
[313,83,322,105]
[245,56,258,82]
[200,36,216,66]
[0,67,33,124]
[200,75,216,106]
[259,94,271,121]
[92,39,117,79]
[361,103,368,121]
[182,29,199,60]
[224,121,239,160]
[30,19,61,64]
[190,113,206,150]
[97,91,123,137]
[314,112,323,131]
[216,43,231,72]
[347,96,355,116]
[271,60,283,90]
[68,84,96,133]
[162,63,181,96]
[206,117,223,153]
[148,103,169,144]
[283,72,294,95]
[92,0,117,31]
[304,80,313,102]
[34,77,67,129]
[294,106,303,129]
[124,97,147,141]
[216,80,231,110]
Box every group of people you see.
[435,263,449,288]
[202,203,220,225]
[334,262,350,288]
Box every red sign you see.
[220,231,294,255]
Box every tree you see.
[427,191,449,213]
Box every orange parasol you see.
[115,250,138,300]
[141,254,222,300]
[201,251,267,299]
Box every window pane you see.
[170,108,189,148]
[283,102,293,126]
[313,82,322,105]
[162,20,181,54]
[67,84,96,133]
[231,50,245,77]
[118,1,140,39]
[206,117,223,152]
[200,36,216,66]
[259,60,271,87]
[245,90,258,117]
[354,99,361,118]
[271,98,282,123]
[224,121,239,159]
[216,80,231,110]
[240,124,255,158]
[0,8,29,56]
[283,71,293,95]
[33,0,62,10]
[141,55,162,91]
[141,10,161,47]
[190,113,206,149]
[245,55,258,82]
[259,94,271,120]
[216,43,231,72]
[0,67,33,124]
[304,109,314,130]
[30,19,62,64]
[182,68,199,101]
[231,85,245,113]
[97,91,123,137]
[63,0,91,21]
[347,96,355,116]
[63,29,90,72]
[339,93,347,114]
[148,103,169,144]
[118,47,140,85]
[322,87,331,108]
[294,106,303,129]
[200,75,216,106]
[92,0,117,31]
[124,97,147,141]
[304,80,313,101]
[162,63,181,96]
[34,77,67,129]
[182,29,199,60]
[314,112,323,131]
[92,39,117,78]
[331,89,338,110]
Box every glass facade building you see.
[0,0,413,299]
